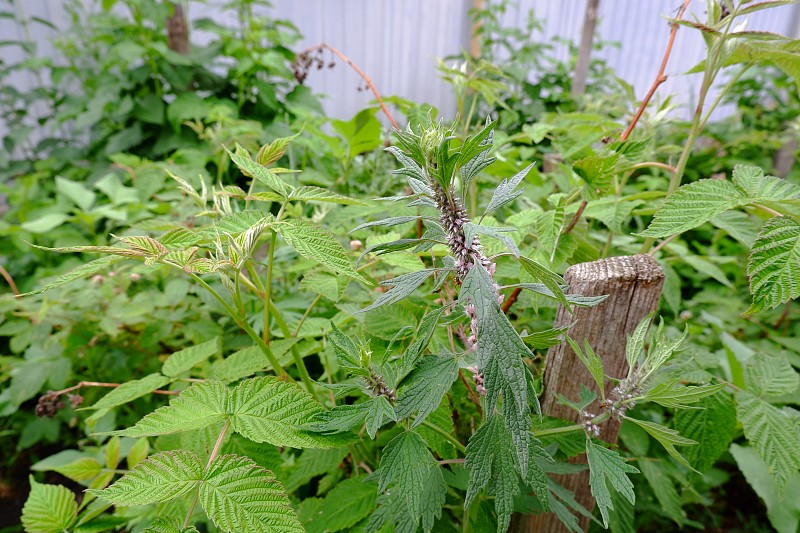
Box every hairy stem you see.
[184,418,231,528]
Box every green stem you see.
[530,423,584,438]
[294,294,322,337]
[184,418,231,528]
[463,93,479,136]
[187,272,290,379]
[263,230,278,346]
[268,299,316,396]
[698,64,752,132]
[420,420,466,454]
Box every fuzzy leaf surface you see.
[395,355,458,427]
[746,216,800,313]
[360,269,435,312]
[675,391,736,473]
[625,418,697,471]
[743,353,799,398]
[484,163,533,215]
[586,440,639,527]
[277,219,364,282]
[201,454,302,533]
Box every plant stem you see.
[294,294,322,337]
[268,299,316,396]
[420,420,467,454]
[530,423,583,438]
[263,231,278,346]
[184,418,230,528]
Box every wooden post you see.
[167,1,190,54]
[512,254,664,532]
[571,0,600,97]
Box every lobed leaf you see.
[624,418,697,471]
[395,355,458,427]
[586,440,639,528]
[484,163,533,215]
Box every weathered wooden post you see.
[511,254,664,532]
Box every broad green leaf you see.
[201,454,303,533]
[364,396,397,438]
[210,346,269,383]
[127,438,150,470]
[50,457,102,482]
[142,517,200,533]
[56,176,96,211]
[277,219,365,282]
[92,450,203,505]
[573,152,619,199]
[299,271,347,302]
[464,415,522,532]
[21,213,70,233]
[518,256,570,311]
[460,263,533,471]
[644,380,727,409]
[289,186,365,205]
[625,418,697,471]
[299,476,377,533]
[724,40,800,90]
[85,373,172,415]
[330,107,382,158]
[746,216,800,313]
[107,380,229,437]
[483,163,533,215]
[744,353,799,397]
[639,179,745,238]
[349,215,427,234]
[106,435,120,469]
[586,439,639,528]
[25,257,119,295]
[710,210,757,246]
[226,145,293,197]
[21,478,78,533]
[375,431,444,527]
[521,325,570,349]
[256,132,300,166]
[675,391,736,474]
[731,164,800,205]
[162,338,220,378]
[231,376,355,448]
[730,443,800,533]
[214,210,273,235]
[682,255,733,288]
[395,355,458,427]
[736,390,800,490]
[360,269,435,312]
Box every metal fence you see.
[2,0,799,137]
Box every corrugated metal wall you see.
[2,0,799,138]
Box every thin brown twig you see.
[501,288,521,314]
[0,264,20,297]
[302,43,399,130]
[563,199,588,236]
[49,381,180,396]
[647,233,679,256]
[620,0,692,142]
[458,369,483,415]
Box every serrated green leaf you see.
[640,179,745,238]
[744,353,800,397]
[289,186,365,205]
[277,219,364,282]
[231,377,356,448]
[201,454,303,533]
[142,517,200,533]
[93,450,203,505]
[214,210,273,235]
[463,223,519,257]
[747,216,800,313]
[25,257,120,295]
[51,457,102,482]
[376,431,443,527]
[483,163,533,215]
[644,380,727,409]
[299,271,347,302]
[464,415,521,532]
[300,476,377,533]
[227,145,293,197]
[209,346,268,383]
[349,215,426,234]
[736,390,800,490]
[162,338,220,377]
[21,478,78,533]
[639,459,683,524]
[675,391,735,474]
[400,307,445,375]
[395,355,458,427]
[364,396,397,438]
[86,373,172,416]
[460,263,533,472]
[521,325,571,349]
[710,209,757,246]
[565,337,604,397]
[327,323,366,376]
[573,152,619,199]
[510,283,608,307]
[586,439,639,528]
[256,132,300,166]
[360,269,435,312]
[624,418,697,471]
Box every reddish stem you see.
[49,381,179,396]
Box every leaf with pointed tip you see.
[350,216,427,234]
[573,153,619,199]
[624,418,697,471]
[586,439,639,528]
[400,307,445,375]
[484,163,533,215]
[518,256,570,311]
[521,325,571,349]
[289,186,365,205]
[256,132,300,166]
[214,211,273,235]
[210,346,269,384]
[360,269,435,312]
[395,355,458,427]
[385,146,427,183]
[25,257,120,295]
[277,219,365,282]
[92,450,203,505]
[226,145,293,197]
[162,338,220,377]
[626,313,653,372]
[464,223,519,257]
[460,263,533,472]
[744,353,799,397]
[84,373,172,414]
[644,380,727,409]
[201,454,303,533]
[21,478,78,533]
[510,283,608,307]
[675,391,736,474]
[327,323,366,376]
[565,338,604,396]
[48,457,102,483]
